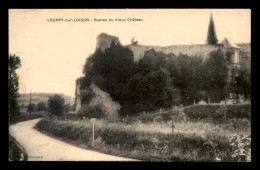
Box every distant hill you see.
[18,93,75,107]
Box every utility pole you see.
[93,121,95,147]
[29,90,32,117]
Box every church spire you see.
[206,13,218,45]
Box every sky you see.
[9,9,251,97]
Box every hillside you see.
[18,93,74,106]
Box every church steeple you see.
[206,13,218,45]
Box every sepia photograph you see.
[8,9,251,162]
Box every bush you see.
[77,104,104,119]
[226,105,251,119]
[230,134,251,162]
[37,102,46,111]
[9,136,27,161]
[47,94,65,116]
[63,103,71,113]
[184,105,251,123]
[60,113,79,120]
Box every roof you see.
[219,37,240,48]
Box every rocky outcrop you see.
[88,84,120,120]
[75,81,120,120]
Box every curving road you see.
[9,119,138,161]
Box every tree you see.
[36,102,46,111]
[126,68,180,115]
[203,49,229,102]
[229,67,251,99]
[47,94,65,116]
[8,54,21,122]
[82,41,135,104]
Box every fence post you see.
[172,116,175,135]
[90,118,96,147]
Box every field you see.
[18,93,74,106]
[34,104,251,162]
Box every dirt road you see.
[9,119,138,161]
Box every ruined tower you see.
[206,13,218,45]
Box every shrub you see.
[212,106,227,124]
[63,103,71,113]
[37,102,46,111]
[184,105,251,123]
[77,104,104,119]
[47,94,65,116]
[230,135,251,162]
[226,105,251,119]
[9,136,27,161]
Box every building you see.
[75,13,251,112]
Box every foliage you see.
[229,67,251,99]
[8,54,21,123]
[47,94,65,116]
[63,103,71,113]
[126,68,181,115]
[82,42,135,105]
[203,49,230,102]
[77,104,104,119]
[9,136,27,161]
[184,105,251,123]
[80,42,249,116]
[230,135,251,162]
[37,102,46,111]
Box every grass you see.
[35,117,251,161]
